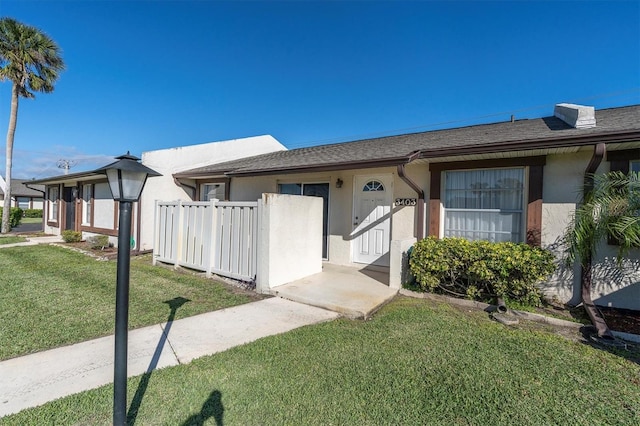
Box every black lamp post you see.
[97,152,160,426]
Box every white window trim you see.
[82,184,93,225]
[48,186,59,222]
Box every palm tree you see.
[564,171,640,339]
[0,17,65,233]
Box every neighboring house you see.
[0,176,45,210]
[171,104,640,310]
[29,135,287,250]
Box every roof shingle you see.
[175,105,640,178]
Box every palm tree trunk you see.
[581,255,614,339]
[2,83,19,234]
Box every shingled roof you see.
[175,104,639,178]
[0,179,45,197]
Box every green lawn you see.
[0,245,263,361]
[20,217,43,224]
[0,236,26,245]
[2,297,638,425]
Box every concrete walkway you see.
[0,298,340,418]
[0,241,397,418]
[273,263,398,319]
[0,234,63,249]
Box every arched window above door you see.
[362,180,385,192]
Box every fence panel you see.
[212,201,259,281]
[154,200,259,282]
[177,202,213,272]
[153,201,181,264]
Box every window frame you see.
[196,178,230,201]
[429,156,546,246]
[442,167,526,243]
[608,149,640,175]
[607,149,640,246]
[16,197,30,210]
[47,185,60,225]
[82,183,93,225]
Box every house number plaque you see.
[395,198,417,206]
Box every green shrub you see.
[61,230,82,243]
[87,235,110,250]
[23,209,43,218]
[408,237,556,306]
[0,207,23,228]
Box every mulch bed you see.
[59,241,119,259]
[601,307,640,336]
[540,302,640,336]
[530,302,640,336]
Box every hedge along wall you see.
[0,207,23,228]
[408,237,556,306]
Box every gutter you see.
[173,176,197,199]
[581,142,614,340]
[23,183,46,197]
[225,155,415,177]
[397,151,425,241]
[417,130,640,160]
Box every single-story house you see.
[0,176,45,210]
[170,103,640,310]
[30,103,639,311]
[30,135,286,250]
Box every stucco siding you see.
[230,165,427,268]
[539,150,639,310]
[256,194,323,291]
[139,135,286,250]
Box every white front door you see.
[352,175,392,266]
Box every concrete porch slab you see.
[271,263,398,319]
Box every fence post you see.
[252,198,260,285]
[173,200,182,269]
[205,199,218,278]
[255,196,268,294]
[152,200,159,266]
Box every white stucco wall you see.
[138,135,287,250]
[539,149,640,310]
[231,164,428,271]
[93,182,115,230]
[29,199,44,210]
[256,193,323,292]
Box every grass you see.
[20,217,43,224]
[2,297,639,425]
[0,245,263,361]
[0,236,26,245]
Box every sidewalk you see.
[0,234,63,249]
[0,298,340,418]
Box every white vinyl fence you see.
[153,200,259,282]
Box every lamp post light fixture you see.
[97,152,160,426]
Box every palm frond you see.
[564,171,640,266]
[0,17,65,98]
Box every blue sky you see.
[1,0,639,179]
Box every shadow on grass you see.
[181,390,224,426]
[578,325,640,366]
[127,297,190,425]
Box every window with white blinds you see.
[443,168,525,243]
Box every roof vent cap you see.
[554,103,596,129]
